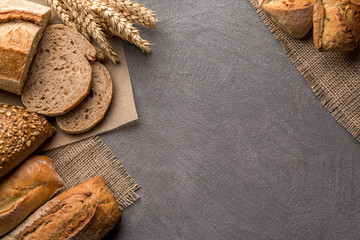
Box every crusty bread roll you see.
[259,0,314,39]
[0,155,63,236]
[314,0,360,51]
[4,177,122,240]
[0,103,55,178]
[0,0,51,95]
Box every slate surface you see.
[101,0,360,239]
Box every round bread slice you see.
[56,62,113,134]
[21,24,96,117]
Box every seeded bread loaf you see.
[0,155,63,237]
[259,0,314,39]
[21,24,97,116]
[314,0,360,51]
[0,1,51,95]
[0,103,55,178]
[4,177,122,240]
[56,62,113,134]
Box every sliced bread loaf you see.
[0,0,51,95]
[56,62,113,134]
[21,24,97,116]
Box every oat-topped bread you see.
[0,0,51,25]
[5,177,122,240]
[0,1,51,95]
[0,155,63,236]
[259,0,314,39]
[0,103,55,178]
[22,24,97,116]
[56,62,113,134]
[314,0,360,51]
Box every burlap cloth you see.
[250,0,360,140]
[42,136,140,210]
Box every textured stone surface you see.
[101,0,360,239]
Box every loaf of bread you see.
[0,103,55,178]
[0,0,51,95]
[314,0,360,51]
[259,0,314,39]
[0,155,63,236]
[4,177,122,240]
[21,24,97,116]
[56,62,113,134]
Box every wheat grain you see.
[46,0,77,30]
[89,0,151,53]
[63,0,121,63]
[109,0,158,29]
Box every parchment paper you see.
[0,0,138,150]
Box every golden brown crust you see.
[314,0,360,51]
[4,177,122,240]
[0,104,55,178]
[260,0,314,39]
[0,22,45,95]
[0,0,51,26]
[0,156,63,237]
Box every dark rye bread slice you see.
[21,24,96,117]
[56,62,113,134]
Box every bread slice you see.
[0,155,63,236]
[259,0,314,39]
[314,0,360,51]
[4,177,122,240]
[0,1,51,95]
[56,62,113,134]
[21,24,97,117]
[0,0,51,26]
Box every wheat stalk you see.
[108,0,158,29]
[63,0,121,63]
[87,0,151,53]
[46,0,77,30]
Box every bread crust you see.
[0,156,63,237]
[4,177,122,240]
[0,0,51,26]
[260,0,314,39]
[0,103,55,178]
[314,0,360,51]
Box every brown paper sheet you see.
[0,0,138,150]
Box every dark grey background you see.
[101,1,360,239]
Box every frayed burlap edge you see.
[249,0,360,141]
[43,136,140,210]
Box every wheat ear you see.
[88,0,151,53]
[108,0,158,29]
[63,0,121,63]
[46,0,77,30]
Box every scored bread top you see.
[0,0,51,26]
[260,0,313,8]
[56,62,113,134]
[21,24,97,117]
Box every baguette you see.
[0,156,63,236]
[4,177,122,240]
[260,0,314,39]
[0,103,55,178]
[313,0,360,51]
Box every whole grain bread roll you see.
[0,155,63,237]
[4,177,122,240]
[259,0,314,39]
[0,103,55,178]
[314,0,360,51]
